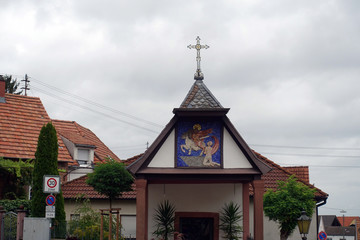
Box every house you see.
[52,119,120,181]
[126,69,328,240]
[0,77,120,198]
[61,154,142,238]
[319,215,358,240]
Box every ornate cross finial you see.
[188,36,209,80]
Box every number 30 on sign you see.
[43,175,60,193]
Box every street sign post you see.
[318,231,327,240]
[43,175,60,193]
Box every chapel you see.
[128,37,272,240]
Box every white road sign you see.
[43,175,60,193]
[46,205,56,218]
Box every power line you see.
[31,85,160,134]
[30,77,163,128]
[250,144,360,151]
[260,152,360,158]
[278,163,360,168]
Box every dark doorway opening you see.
[179,217,214,240]
[175,212,219,240]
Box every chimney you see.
[0,75,5,103]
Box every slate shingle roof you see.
[0,93,72,162]
[180,80,223,108]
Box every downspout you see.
[316,198,327,237]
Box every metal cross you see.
[188,36,209,80]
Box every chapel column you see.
[242,182,250,239]
[136,179,148,240]
[253,179,264,240]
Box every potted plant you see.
[220,201,243,240]
[153,200,176,240]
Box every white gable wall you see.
[148,130,175,168]
[223,129,253,168]
[148,128,253,169]
[147,183,243,240]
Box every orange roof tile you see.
[253,151,328,200]
[0,93,72,162]
[52,120,120,165]
[283,166,310,183]
[337,216,360,227]
[62,154,142,199]
[62,175,136,200]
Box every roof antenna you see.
[188,36,209,80]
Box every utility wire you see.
[30,77,163,128]
[32,85,160,134]
[250,144,360,151]
[260,152,360,158]
[278,163,360,168]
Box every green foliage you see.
[86,159,133,209]
[0,199,31,212]
[220,201,243,240]
[67,195,121,240]
[31,122,66,223]
[153,200,176,240]
[0,157,33,198]
[1,75,23,94]
[263,175,316,240]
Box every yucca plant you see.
[220,201,243,240]
[153,200,176,240]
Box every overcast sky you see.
[1,0,360,217]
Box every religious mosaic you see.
[176,121,222,168]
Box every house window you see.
[77,149,90,166]
[121,215,136,239]
[70,214,80,221]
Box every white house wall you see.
[147,183,243,240]
[249,198,319,240]
[64,199,136,221]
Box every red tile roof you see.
[337,216,360,227]
[283,166,310,183]
[52,120,120,165]
[62,155,140,199]
[253,151,328,200]
[0,93,120,167]
[0,93,72,162]
[63,152,327,201]
[62,175,136,200]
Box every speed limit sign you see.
[43,175,60,193]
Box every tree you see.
[86,159,133,210]
[0,157,33,199]
[219,201,243,240]
[263,175,316,240]
[31,122,66,223]
[0,75,23,94]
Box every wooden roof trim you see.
[222,116,272,175]
[173,108,230,116]
[127,116,179,174]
